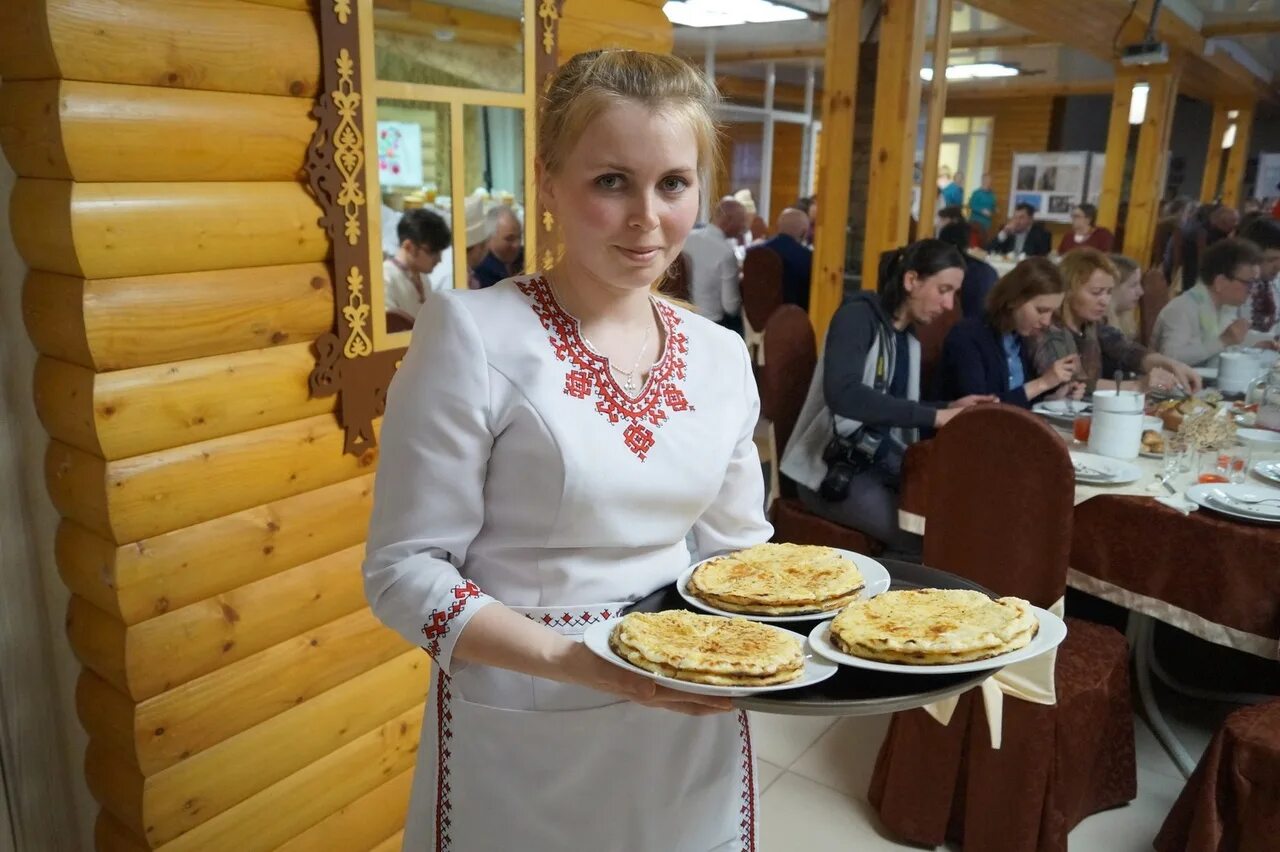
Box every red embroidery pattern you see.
[435,669,453,852]
[737,710,757,851]
[422,580,484,658]
[518,277,694,461]
[522,608,620,629]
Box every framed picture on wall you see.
[1008,152,1093,223]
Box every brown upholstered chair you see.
[741,246,784,364]
[659,252,692,302]
[757,304,883,555]
[1155,699,1280,852]
[1138,266,1170,348]
[869,405,1135,852]
[914,297,961,398]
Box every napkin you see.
[921,597,1063,749]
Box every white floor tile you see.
[747,711,838,769]
[1134,715,1186,781]
[757,760,784,792]
[1068,768,1185,851]
[789,713,892,802]
[760,771,940,851]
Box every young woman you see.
[1104,254,1144,340]
[1033,248,1200,394]
[1057,203,1114,255]
[780,239,994,553]
[938,257,1080,407]
[364,50,773,849]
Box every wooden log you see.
[158,704,423,852]
[1221,103,1256,211]
[0,0,59,81]
[370,832,405,852]
[67,596,128,692]
[1098,68,1138,232]
[916,0,953,239]
[0,81,315,182]
[2,0,320,98]
[10,179,328,280]
[274,770,413,852]
[34,343,336,460]
[23,264,334,372]
[1200,104,1231,203]
[557,0,673,61]
[92,652,428,846]
[1122,64,1182,266]
[56,475,374,626]
[95,810,149,852]
[86,740,147,837]
[45,415,378,545]
[84,608,411,776]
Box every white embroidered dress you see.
[364,275,773,851]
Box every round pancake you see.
[830,589,1038,658]
[695,589,863,616]
[610,610,804,677]
[831,623,1038,664]
[609,632,803,685]
[689,543,865,607]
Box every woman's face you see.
[1012,293,1065,336]
[1111,270,1144,313]
[1071,268,1115,324]
[539,100,700,294]
[1069,207,1091,234]
[904,267,963,325]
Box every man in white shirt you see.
[683,198,747,325]
[383,208,451,328]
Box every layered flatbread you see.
[609,610,804,685]
[688,543,865,615]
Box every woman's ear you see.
[902,270,918,293]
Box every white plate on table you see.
[1069,451,1142,485]
[1254,460,1280,486]
[677,548,892,623]
[582,619,837,697]
[1033,400,1090,416]
[1236,427,1280,449]
[806,607,1067,675]
[1186,483,1280,523]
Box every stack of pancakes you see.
[688,543,865,615]
[829,589,1038,665]
[609,611,804,686]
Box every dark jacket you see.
[939,317,1041,408]
[474,251,513,289]
[762,233,813,311]
[987,222,1052,257]
[959,256,998,320]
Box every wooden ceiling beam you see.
[949,29,1053,50]
[1200,15,1280,39]
[682,43,826,65]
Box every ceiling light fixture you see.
[1129,82,1149,125]
[1222,123,1237,150]
[920,62,1020,82]
[663,0,808,28]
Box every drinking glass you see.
[1162,433,1191,480]
[1197,451,1231,484]
[1072,414,1092,444]
[1228,445,1251,485]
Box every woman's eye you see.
[595,174,624,190]
[660,176,689,192]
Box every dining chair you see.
[868,405,1136,852]
[758,305,883,554]
[740,246,784,366]
[1138,266,1170,348]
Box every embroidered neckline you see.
[517,276,694,461]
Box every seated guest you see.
[1153,238,1275,366]
[987,202,1052,257]
[1179,204,1238,295]
[473,205,523,288]
[383,208,451,328]
[683,198,747,326]
[939,258,1081,407]
[1105,254,1143,339]
[763,208,813,311]
[1234,217,1280,335]
[1034,248,1200,393]
[938,219,997,319]
[1058,203,1114,255]
[781,240,994,554]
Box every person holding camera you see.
[780,240,995,555]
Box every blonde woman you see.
[363,51,772,849]
[1033,248,1199,394]
[1105,254,1143,340]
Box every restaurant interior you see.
[2,0,1280,849]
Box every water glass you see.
[1162,434,1192,479]
[1228,445,1251,485]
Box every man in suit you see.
[474,205,523,288]
[762,207,813,311]
[987,202,1052,257]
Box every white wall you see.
[0,139,96,849]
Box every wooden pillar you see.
[860,0,927,291]
[1097,68,1138,233]
[917,0,953,235]
[1200,103,1231,203]
[1122,63,1181,268]
[808,0,863,341]
[1221,102,1256,210]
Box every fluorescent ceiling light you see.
[1222,123,1237,149]
[920,63,1019,82]
[663,0,808,28]
[1129,82,1149,125]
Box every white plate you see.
[1034,400,1090,416]
[582,619,838,697]
[807,606,1068,675]
[1254,460,1280,486]
[677,548,891,623]
[1236,427,1280,449]
[1069,451,1142,485]
[1186,483,1280,523]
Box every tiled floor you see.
[751,681,1233,851]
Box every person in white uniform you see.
[383,208,452,326]
[684,198,747,325]
[364,49,773,851]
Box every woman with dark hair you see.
[781,239,994,553]
[1058,203,1114,255]
[938,257,1081,406]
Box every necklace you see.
[548,278,656,393]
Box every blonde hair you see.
[1058,247,1119,329]
[1106,254,1141,337]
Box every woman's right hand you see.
[1041,354,1081,389]
[558,641,734,716]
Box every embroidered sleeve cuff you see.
[421,580,499,674]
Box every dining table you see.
[897,426,1280,776]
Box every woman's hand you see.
[1043,354,1081,389]
[1142,355,1202,394]
[557,641,734,717]
[934,395,996,427]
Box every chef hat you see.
[733,188,757,215]
[465,194,487,248]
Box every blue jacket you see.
[939,317,1041,408]
[762,233,812,311]
[474,251,512,289]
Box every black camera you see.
[818,428,883,501]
